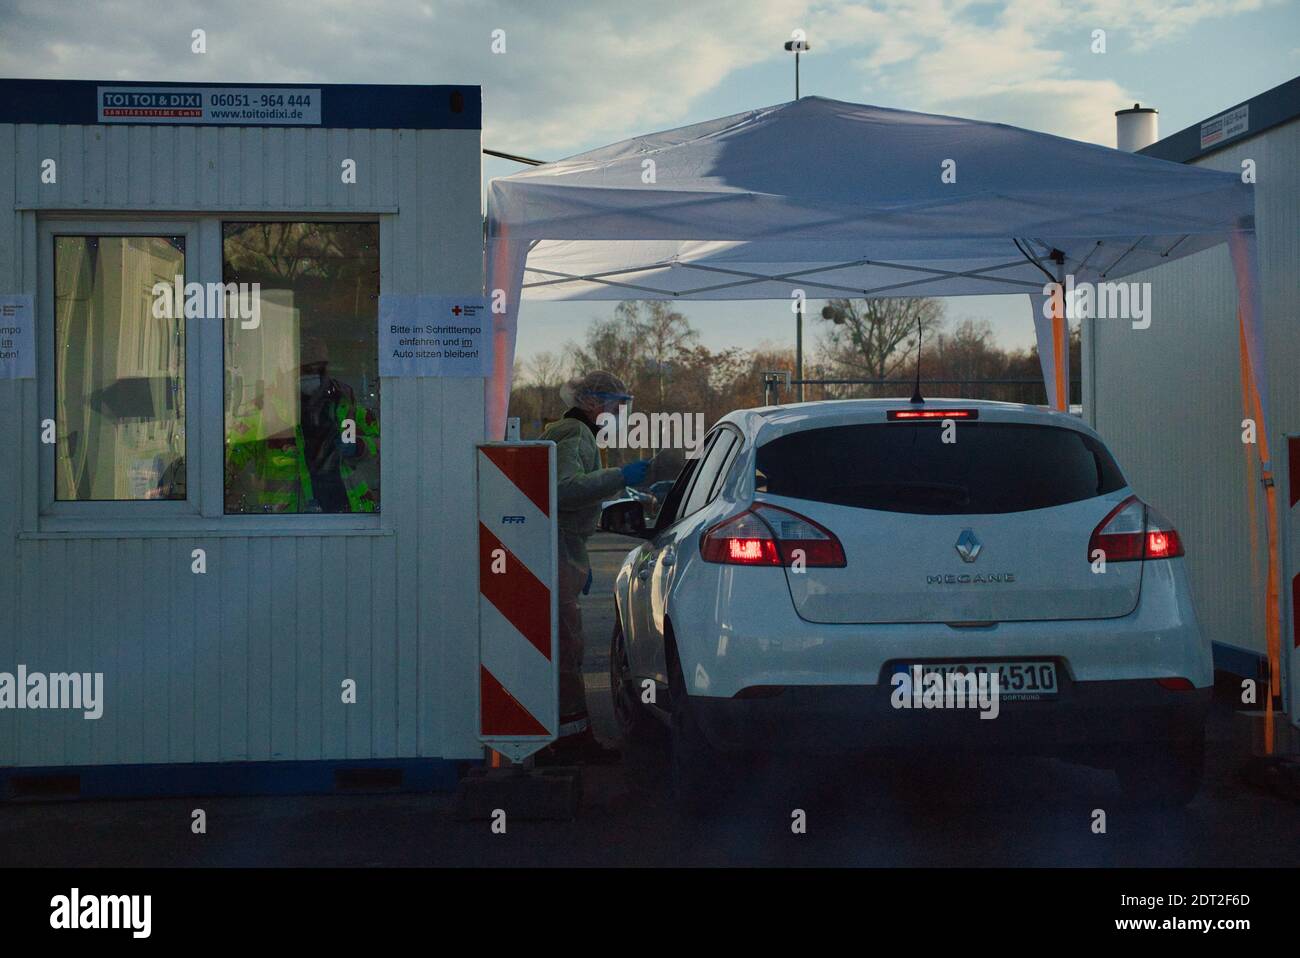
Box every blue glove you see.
[582,568,593,595]
[620,459,651,486]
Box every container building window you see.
[53,235,187,501]
[222,222,381,514]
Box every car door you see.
[626,437,710,679]
[640,427,742,687]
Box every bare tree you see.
[568,301,698,409]
[509,303,1061,437]
[624,301,698,407]
[817,297,946,389]
[524,350,570,389]
[934,319,1001,383]
[570,312,642,389]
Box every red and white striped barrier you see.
[476,441,558,761]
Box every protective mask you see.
[300,374,322,394]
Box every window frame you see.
[35,214,384,534]
[39,218,200,519]
[220,218,383,519]
[650,455,699,537]
[669,424,742,527]
[703,431,741,503]
[670,431,720,525]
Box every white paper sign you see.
[0,294,35,379]
[379,295,491,378]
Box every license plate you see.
[895,661,1059,701]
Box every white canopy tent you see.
[488,97,1264,418]
[485,97,1281,739]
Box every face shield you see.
[590,390,633,417]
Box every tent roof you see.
[488,96,1254,300]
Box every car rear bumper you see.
[688,679,1211,756]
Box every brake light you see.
[701,504,846,567]
[729,537,773,563]
[1143,505,1184,558]
[700,511,780,565]
[887,408,979,420]
[1088,495,1184,563]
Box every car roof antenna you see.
[909,315,924,404]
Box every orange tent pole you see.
[1238,307,1281,754]
[1229,228,1281,754]
[1263,484,1281,753]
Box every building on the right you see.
[1087,75,1299,724]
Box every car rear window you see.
[755,421,1126,515]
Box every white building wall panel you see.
[0,120,485,768]
[1093,118,1300,660]
[12,123,409,212]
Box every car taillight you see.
[700,510,780,565]
[701,504,846,567]
[1143,505,1184,558]
[753,503,847,567]
[1089,495,1184,563]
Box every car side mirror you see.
[599,498,649,538]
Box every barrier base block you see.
[455,765,582,821]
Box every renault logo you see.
[955,529,982,563]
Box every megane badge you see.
[955,529,982,563]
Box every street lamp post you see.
[784,37,811,399]
[795,297,804,401]
[783,38,810,100]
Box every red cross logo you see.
[452,306,462,316]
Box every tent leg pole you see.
[1082,311,1096,426]
[1055,259,1068,411]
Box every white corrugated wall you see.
[0,122,485,767]
[1091,118,1299,663]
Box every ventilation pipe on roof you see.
[1115,103,1158,152]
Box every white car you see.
[602,399,1212,810]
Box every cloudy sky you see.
[3,0,1297,364]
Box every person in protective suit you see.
[226,338,378,513]
[295,341,379,513]
[534,370,651,766]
